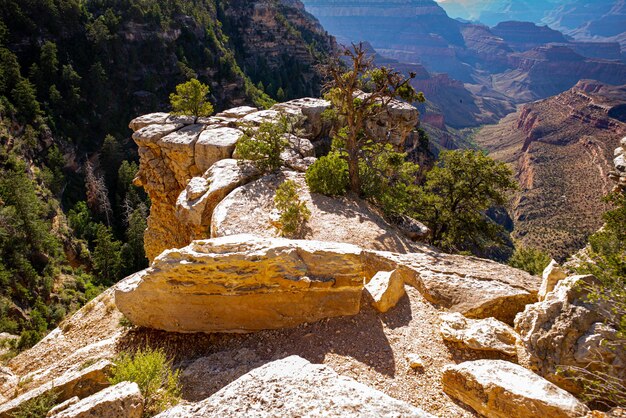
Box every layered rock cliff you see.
[477,80,626,259]
[129,97,420,260]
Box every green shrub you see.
[169,78,213,117]
[110,348,181,417]
[10,390,58,418]
[305,152,349,196]
[274,180,310,237]
[508,246,551,276]
[236,118,289,173]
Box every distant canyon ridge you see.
[301,0,626,258]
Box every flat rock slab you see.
[50,382,143,418]
[0,360,112,418]
[442,360,590,418]
[440,312,518,356]
[368,251,541,325]
[115,235,366,333]
[156,356,434,418]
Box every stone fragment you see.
[194,127,243,173]
[128,112,169,131]
[286,134,315,158]
[439,312,518,356]
[50,382,144,418]
[442,360,590,418]
[215,106,257,119]
[115,235,366,333]
[175,160,259,241]
[166,115,196,125]
[539,259,567,301]
[47,397,80,417]
[0,360,112,418]
[407,354,425,369]
[515,275,626,395]
[365,270,406,313]
[240,109,282,126]
[156,356,434,417]
[272,98,331,139]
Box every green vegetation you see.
[509,246,552,276]
[110,348,181,417]
[306,151,350,196]
[274,180,310,237]
[169,79,213,117]
[10,390,58,418]
[567,191,626,407]
[236,117,291,173]
[410,150,517,255]
[321,43,424,196]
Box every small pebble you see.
[407,353,425,369]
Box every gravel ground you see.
[118,287,515,417]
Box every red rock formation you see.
[477,81,626,259]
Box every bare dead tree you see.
[84,159,112,226]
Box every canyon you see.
[477,80,626,259]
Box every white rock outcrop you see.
[515,275,626,395]
[439,312,518,356]
[0,360,112,418]
[442,360,590,418]
[539,259,567,301]
[50,382,144,418]
[156,356,434,417]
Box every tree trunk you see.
[348,154,361,196]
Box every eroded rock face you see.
[50,382,144,418]
[515,275,626,395]
[130,97,420,260]
[442,360,590,418]
[115,235,366,333]
[609,136,626,192]
[0,360,112,418]
[176,159,260,241]
[439,312,518,356]
[156,356,434,417]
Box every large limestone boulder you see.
[272,98,331,140]
[115,235,366,333]
[0,360,112,418]
[194,127,243,173]
[176,159,260,241]
[128,112,169,132]
[515,275,626,395]
[156,356,434,417]
[439,312,518,356]
[50,382,144,418]
[442,360,590,418]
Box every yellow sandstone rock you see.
[115,235,366,333]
